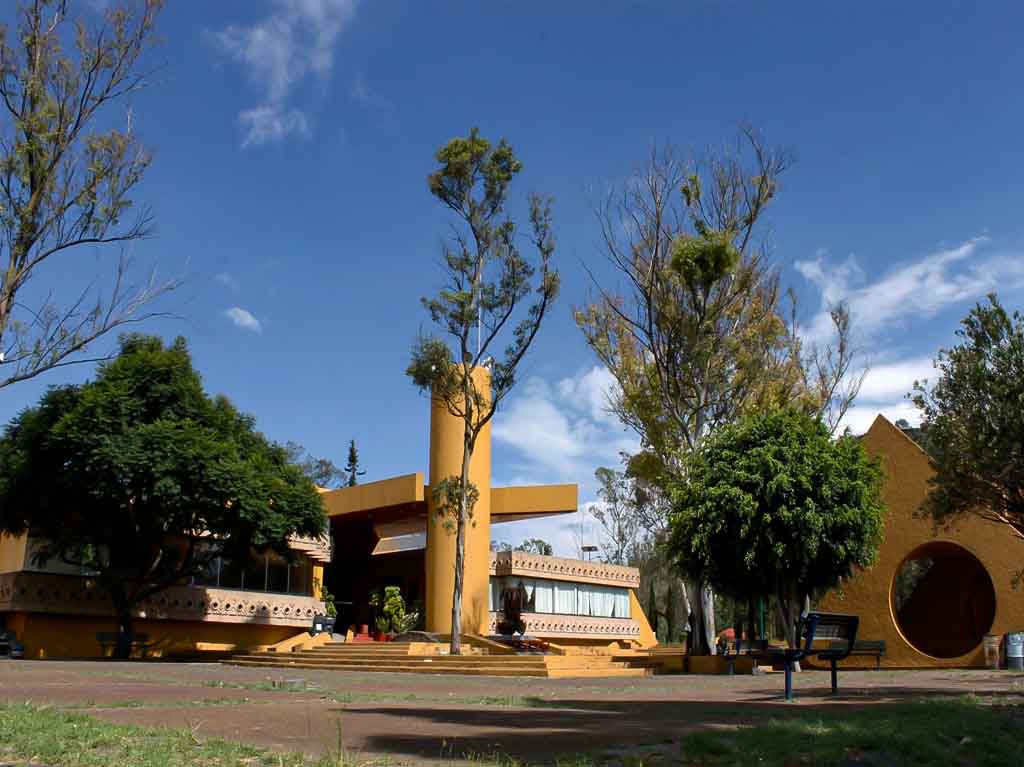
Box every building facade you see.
[0,366,653,657]
[818,416,1024,668]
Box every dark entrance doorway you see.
[891,541,996,658]
[325,516,425,633]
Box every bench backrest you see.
[853,639,885,650]
[801,611,858,653]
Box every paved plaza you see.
[1,660,1022,764]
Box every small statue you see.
[496,580,528,635]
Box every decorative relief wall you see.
[488,611,640,639]
[0,572,323,628]
[489,550,640,588]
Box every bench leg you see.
[876,655,881,671]
[830,659,838,695]
[784,659,793,701]
[727,659,734,676]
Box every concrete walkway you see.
[2,660,1022,764]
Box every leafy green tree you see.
[0,0,178,389]
[0,335,326,658]
[344,439,366,486]
[283,441,344,488]
[912,294,1024,538]
[514,538,553,556]
[576,130,864,654]
[668,408,885,648]
[407,128,559,654]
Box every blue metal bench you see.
[721,611,859,700]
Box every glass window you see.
[193,556,220,587]
[289,559,311,595]
[266,557,288,593]
[554,581,577,614]
[488,576,631,618]
[242,556,267,591]
[220,558,244,589]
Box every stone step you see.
[224,659,551,676]
[275,651,630,668]
[231,655,551,670]
[224,658,650,678]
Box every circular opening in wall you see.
[890,541,996,658]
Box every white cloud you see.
[210,0,358,147]
[493,367,638,497]
[838,401,921,436]
[855,357,937,402]
[223,307,263,333]
[795,237,1024,344]
[214,271,240,291]
[833,357,938,435]
[238,105,311,147]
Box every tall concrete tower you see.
[424,367,492,635]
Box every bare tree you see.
[576,127,864,654]
[591,466,645,566]
[0,0,176,389]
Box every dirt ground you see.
[2,660,1022,764]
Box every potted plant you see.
[370,586,418,641]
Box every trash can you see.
[1005,632,1024,671]
[983,634,1002,669]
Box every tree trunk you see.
[113,599,134,660]
[685,580,717,655]
[775,584,805,669]
[448,442,473,656]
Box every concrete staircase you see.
[224,640,655,678]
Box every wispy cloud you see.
[795,236,1024,344]
[493,366,638,496]
[214,271,241,292]
[350,72,392,109]
[223,307,263,333]
[796,235,1024,433]
[837,358,937,434]
[209,0,358,147]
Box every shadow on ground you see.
[341,688,1024,763]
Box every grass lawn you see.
[678,696,1023,766]
[0,696,1021,766]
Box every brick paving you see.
[1,660,1022,764]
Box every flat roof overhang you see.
[320,474,578,554]
[321,473,577,524]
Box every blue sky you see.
[3,1,1024,554]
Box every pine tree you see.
[345,440,366,487]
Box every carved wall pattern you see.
[488,611,640,639]
[0,572,323,628]
[288,534,332,564]
[489,550,640,588]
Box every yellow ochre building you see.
[819,415,1024,668]
[0,369,654,659]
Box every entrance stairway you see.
[224,640,656,678]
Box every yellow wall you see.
[6,611,300,659]
[630,589,658,648]
[0,533,26,574]
[312,564,324,599]
[818,416,1024,668]
[425,367,492,635]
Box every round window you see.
[890,541,996,659]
